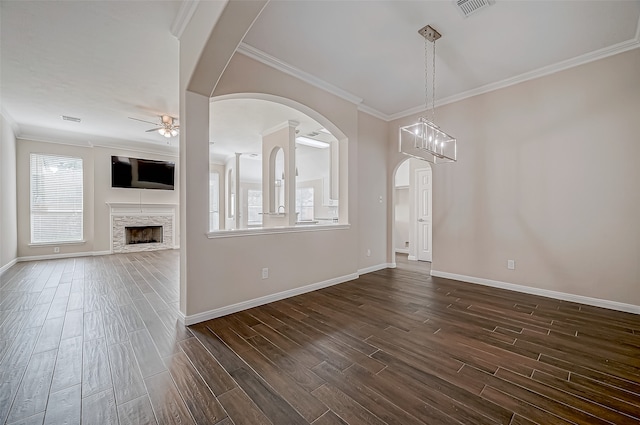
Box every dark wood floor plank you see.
[81,388,118,425]
[43,384,81,425]
[145,371,195,425]
[230,366,308,425]
[239,344,328,422]
[117,395,158,425]
[166,351,228,424]
[312,361,424,425]
[310,384,388,425]
[178,337,237,396]
[7,349,57,423]
[1,251,639,425]
[217,387,273,425]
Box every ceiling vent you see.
[455,0,494,18]
[61,115,81,123]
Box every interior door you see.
[416,167,432,262]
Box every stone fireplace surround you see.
[107,203,176,253]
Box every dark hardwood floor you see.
[1,250,639,424]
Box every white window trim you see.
[206,223,350,239]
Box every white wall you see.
[180,50,393,320]
[0,113,18,270]
[389,48,640,307]
[16,139,178,258]
[357,111,388,271]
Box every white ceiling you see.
[2,1,639,158]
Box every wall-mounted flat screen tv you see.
[111,156,175,190]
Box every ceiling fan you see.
[129,115,179,138]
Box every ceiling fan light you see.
[158,128,167,136]
[170,129,178,137]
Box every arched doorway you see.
[392,158,433,271]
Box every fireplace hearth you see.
[125,225,163,245]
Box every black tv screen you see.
[111,156,175,190]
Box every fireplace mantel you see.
[106,202,177,215]
[107,203,177,253]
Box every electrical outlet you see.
[507,260,515,270]
[366,249,371,257]
[262,268,269,279]
[54,247,60,253]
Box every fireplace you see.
[125,226,163,245]
[108,203,176,253]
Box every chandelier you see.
[400,25,456,163]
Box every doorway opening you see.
[392,158,433,268]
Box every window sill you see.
[29,240,87,247]
[206,223,350,239]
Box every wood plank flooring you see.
[1,250,639,424]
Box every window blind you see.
[30,153,84,244]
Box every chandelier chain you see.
[424,36,429,120]
[432,38,436,123]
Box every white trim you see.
[357,103,389,121]
[262,120,299,137]
[170,0,200,39]
[0,259,18,276]
[430,270,640,315]
[0,107,20,134]
[388,262,397,269]
[17,250,111,262]
[390,38,640,121]
[357,263,394,275]
[184,272,359,325]
[236,43,365,106]
[207,223,350,239]
[28,240,86,247]
[239,34,640,123]
[17,134,178,157]
[394,248,409,255]
[408,255,417,261]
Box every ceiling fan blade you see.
[129,117,160,126]
[145,127,163,132]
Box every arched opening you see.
[392,157,433,272]
[208,94,348,233]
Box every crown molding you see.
[357,103,390,121]
[390,36,640,122]
[238,25,639,124]
[0,107,20,135]
[170,0,200,39]
[17,132,178,157]
[236,43,366,107]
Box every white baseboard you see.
[394,248,409,254]
[357,263,394,275]
[430,270,640,315]
[17,250,111,262]
[184,272,359,325]
[407,255,417,261]
[0,258,18,276]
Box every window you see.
[247,190,262,225]
[30,153,83,244]
[209,172,220,231]
[296,187,314,222]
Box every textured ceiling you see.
[1,1,639,157]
